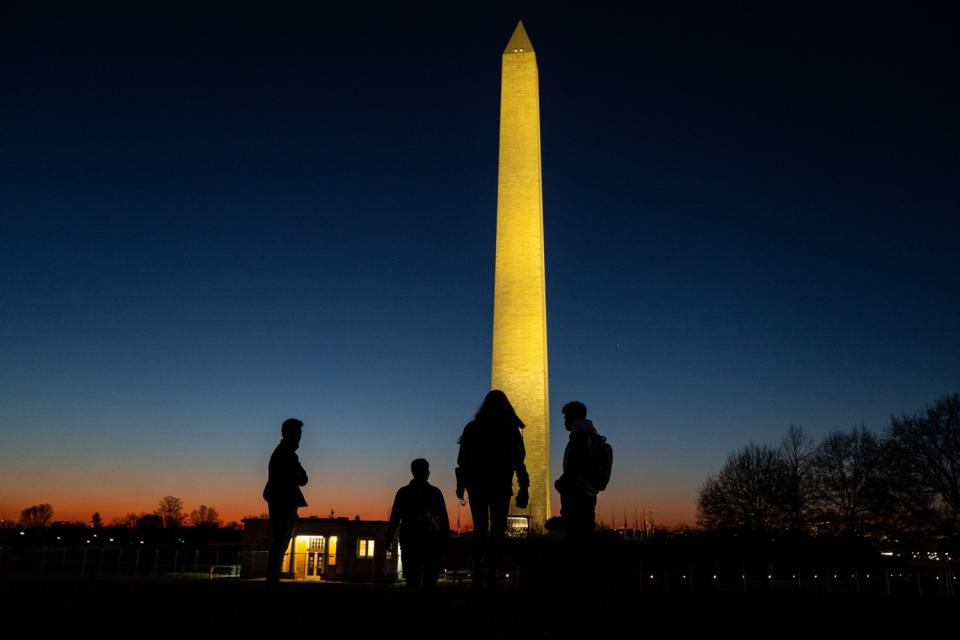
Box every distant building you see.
[242,516,398,582]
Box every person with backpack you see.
[384,458,450,588]
[455,390,529,589]
[554,401,612,541]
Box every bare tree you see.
[155,496,185,528]
[780,424,817,533]
[697,443,787,533]
[885,394,960,541]
[189,505,221,528]
[112,513,138,528]
[19,503,54,527]
[811,426,886,535]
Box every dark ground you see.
[2,576,957,640]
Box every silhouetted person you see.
[555,401,598,541]
[385,458,450,589]
[263,418,308,584]
[456,389,529,589]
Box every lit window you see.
[328,536,338,566]
[357,538,375,558]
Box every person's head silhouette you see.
[476,389,524,428]
[281,418,304,447]
[411,458,430,482]
[561,401,587,430]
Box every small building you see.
[242,516,398,583]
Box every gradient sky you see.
[2,3,958,527]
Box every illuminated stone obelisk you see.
[491,21,550,531]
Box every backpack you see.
[588,433,614,492]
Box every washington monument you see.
[491,21,550,531]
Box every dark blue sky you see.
[1,2,957,524]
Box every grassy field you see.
[1,576,957,639]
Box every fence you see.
[1,544,957,598]
[0,544,245,579]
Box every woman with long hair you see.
[455,389,529,588]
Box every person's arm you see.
[554,440,570,494]
[292,452,308,486]
[455,426,470,500]
[513,427,530,508]
[434,488,450,536]
[384,489,403,548]
[454,466,465,501]
[513,427,530,489]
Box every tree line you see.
[697,393,959,543]
[15,496,228,529]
